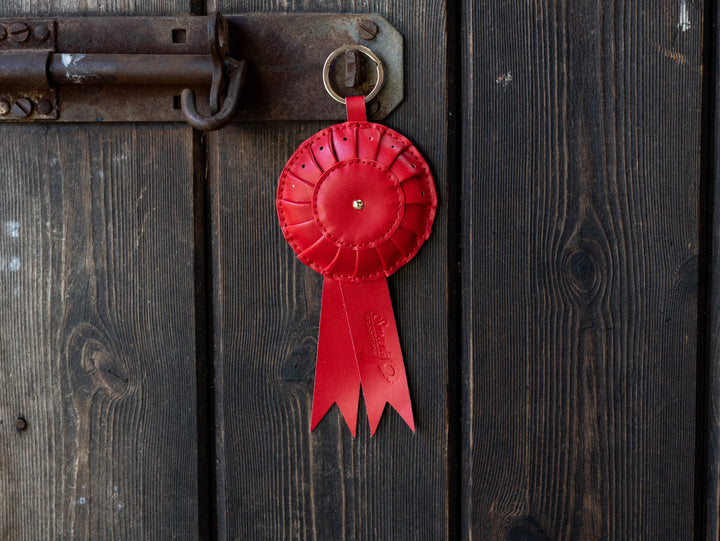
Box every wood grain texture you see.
[0,125,199,539]
[705,1,720,538]
[0,0,189,15]
[0,0,199,537]
[209,1,450,538]
[462,1,702,539]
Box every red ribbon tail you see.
[339,279,415,436]
[311,279,361,436]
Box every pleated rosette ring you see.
[276,45,437,436]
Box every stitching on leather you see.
[311,160,403,249]
[278,121,436,282]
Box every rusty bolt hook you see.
[181,57,246,131]
[180,12,246,131]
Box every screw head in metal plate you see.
[36,99,53,115]
[12,98,33,118]
[0,100,10,117]
[33,24,50,42]
[358,20,378,40]
[9,23,30,43]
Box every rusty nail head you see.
[358,20,378,40]
[9,23,30,43]
[13,98,33,118]
[36,99,53,115]
[0,100,10,116]
[0,25,6,41]
[33,25,50,42]
[15,417,27,431]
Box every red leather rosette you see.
[276,97,437,435]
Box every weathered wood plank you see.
[0,0,188,15]
[0,128,198,537]
[0,0,199,538]
[209,1,450,538]
[462,1,702,539]
[704,1,720,538]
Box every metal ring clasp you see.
[322,44,384,104]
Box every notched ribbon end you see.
[366,398,415,437]
[310,394,360,437]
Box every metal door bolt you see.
[13,98,33,117]
[9,23,30,43]
[0,13,403,123]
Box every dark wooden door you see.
[0,1,713,540]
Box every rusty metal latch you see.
[0,13,403,128]
[0,12,244,130]
[180,12,246,130]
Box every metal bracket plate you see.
[0,14,403,123]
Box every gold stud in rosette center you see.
[311,158,405,249]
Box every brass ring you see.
[322,44,385,104]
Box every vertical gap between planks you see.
[193,126,218,541]
[193,130,217,540]
[696,0,717,539]
[192,2,215,541]
[446,0,463,538]
[191,0,207,16]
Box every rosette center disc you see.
[312,159,404,249]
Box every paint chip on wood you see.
[4,221,19,237]
[678,0,691,32]
[0,256,20,271]
[495,72,513,88]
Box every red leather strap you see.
[311,277,415,436]
[346,95,367,121]
[339,279,414,435]
[311,279,361,435]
